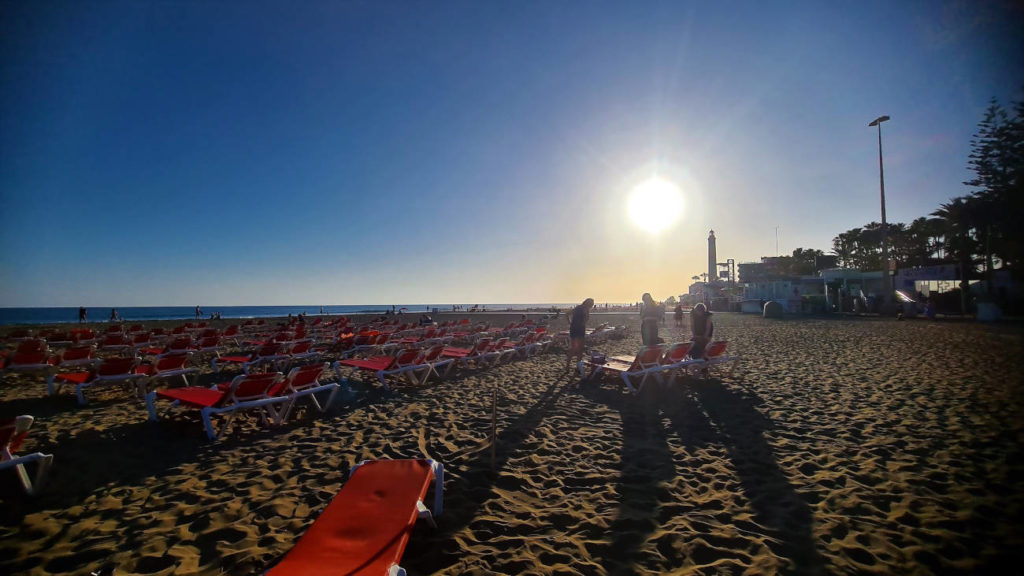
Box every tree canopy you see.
[827,95,1022,280]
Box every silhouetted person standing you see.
[79,307,87,323]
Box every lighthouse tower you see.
[708,230,717,285]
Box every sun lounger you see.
[651,341,702,384]
[276,363,340,422]
[52,356,147,405]
[265,459,443,576]
[1,415,54,495]
[212,343,289,374]
[579,344,666,395]
[135,352,199,390]
[334,350,429,392]
[1,339,56,379]
[691,340,740,378]
[45,344,99,395]
[145,372,287,440]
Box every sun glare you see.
[628,177,683,233]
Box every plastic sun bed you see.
[1,415,53,495]
[145,372,288,440]
[578,344,666,395]
[266,459,443,576]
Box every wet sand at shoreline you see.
[1,312,1022,575]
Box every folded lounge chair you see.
[265,459,443,576]
[578,344,666,395]
[145,372,287,440]
[1,415,54,495]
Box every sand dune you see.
[1,312,1022,575]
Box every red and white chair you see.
[52,356,146,405]
[145,372,288,440]
[276,363,340,422]
[1,415,54,495]
[578,344,666,395]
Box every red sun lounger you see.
[1,415,54,495]
[578,344,666,395]
[266,458,443,576]
[145,372,287,440]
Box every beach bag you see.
[588,352,606,365]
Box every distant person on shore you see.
[689,302,714,359]
[195,305,202,320]
[79,306,87,323]
[110,308,119,322]
[567,298,595,372]
[674,304,684,328]
[640,293,661,346]
[420,313,434,326]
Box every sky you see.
[2,1,1022,307]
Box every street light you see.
[869,114,891,300]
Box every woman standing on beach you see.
[567,298,595,371]
[689,302,714,359]
[640,293,661,346]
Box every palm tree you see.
[932,197,980,313]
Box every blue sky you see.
[2,1,1021,306]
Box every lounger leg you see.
[416,500,436,528]
[145,391,159,420]
[431,460,444,516]
[46,374,57,396]
[375,371,392,392]
[321,384,340,412]
[621,373,638,395]
[6,453,53,495]
[202,408,219,440]
[76,383,89,405]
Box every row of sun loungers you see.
[579,340,740,395]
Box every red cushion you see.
[267,460,433,575]
[337,356,395,371]
[156,387,224,408]
[55,371,92,384]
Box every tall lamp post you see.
[869,115,891,300]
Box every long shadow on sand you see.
[413,375,568,571]
[580,378,716,574]
[576,375,825,575]
[690,379,825,574]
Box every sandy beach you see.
[1,311,1022,575]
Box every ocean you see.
[0,304,574,326]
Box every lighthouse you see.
[708,230,717,285]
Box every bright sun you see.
[628,177,683,233]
